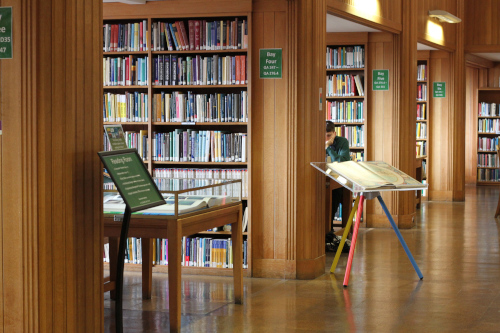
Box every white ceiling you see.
[417,43,438,51]
[326,14,380,33]
[471,53,500,62]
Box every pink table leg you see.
[343,194,365,287]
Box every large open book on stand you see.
[312,161,427,193]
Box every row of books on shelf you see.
[478,153,498,168]
[153,168,248,198]
[103,21,148,52]
[152,54,247,86]
[103,56,148,86]
[152,130,247,163]
[417,64,427,81]
[417,103,427,120]
[326,74,364,97]
[477,168,500,182]
[103,92,148,122]
[350,151,364,162]
[326,46,365,69]
[478,102,498,117]
[104,130,148,160]
[152,91,248,123]
[326,100,364,123]
[478,137,499,151]
[416,122,427,139]
[103,237,249,269]
[416,141,427,156]
[151,18,248,52]
[417,84,427,101]
[478,118,500,133]
[334,125,364,147]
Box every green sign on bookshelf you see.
[433,82,446,98]
[372,69,389,91]
[260,48,282,79]
[0,7,13,59]
[98,149,165,212]
[104,124,128,151]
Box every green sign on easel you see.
[433,82,446,98]
[0,7,13,59]
[372,70,389,91]
[260,48,282,79]
[99,149,164,212]
[104,124,128,151]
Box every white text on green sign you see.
[0,7,12,59]
[372,70,389,91]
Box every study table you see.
[103,178,243,333]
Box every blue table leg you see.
[377,195,423,280]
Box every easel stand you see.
[115,206,132,333]
[330,192,423,287]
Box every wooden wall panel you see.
[417,0,457,51]
[465,0,500,52]
[465,65,479,185]
[487,63,500,87]
[0,0,103,331]
[327,0,402,33]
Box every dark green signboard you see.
[0,7,12,59]
[99,149,164,212]
[260,48,282,79]
[104,124,128,150]
[433,82,446,98]
[372,70,389,91]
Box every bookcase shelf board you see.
[152,122,248,126]
[104,262,252,277]
[104,122,149,125]
[326,96,365,100]
[103,86,149,89]
[104,51,149,56]
[152,85,247,89]
[326,68,365,72]
[152,49,248,55]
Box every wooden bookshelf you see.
[103,9,252,275]
[416,53,430,205]
[326,34,367,163]
[476,88,500,184]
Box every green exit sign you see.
[0,7,12,59]
[433,82,446,98]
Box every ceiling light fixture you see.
[428,10,461,23]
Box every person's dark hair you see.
[326,121,335,133]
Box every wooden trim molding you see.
[465,54,494,69]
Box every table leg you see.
[142,238,153,299]
[167,222,182,332]
[331,196,359,273]
[377,195,423,279]
[109,237,119,300]
[231,206,244,304]
[343,195,365,287]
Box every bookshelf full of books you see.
[476,88,500,184]
[326,39,366,163]
[102,13,252,276]
[416,58,429,199]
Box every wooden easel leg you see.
[343,195,365,287]
[167,222,182,332]
[232,205,243,304]
[142,238,153,299]
[331,196,359,273]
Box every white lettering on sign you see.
[267,52,275,57]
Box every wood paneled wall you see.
[251,0,326,279]
[465,0,500,52]
[0,0,103,331]
[417,0,457,51]
[327,0,402,33]
[465,65,479,185]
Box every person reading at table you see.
[325,121,351,249]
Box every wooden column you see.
[0,0,103,332]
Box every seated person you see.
[325,121,350,250]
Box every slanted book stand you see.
[311,161,427,287]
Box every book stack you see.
[417,64,427,81]
[103,130,148,160]
[327,74,364,97]
[477,168,500,182]
[478,102,498,116]
[478,153,498,167]
[478,137,500,151]
[326,45,365,69]
[153,91,248,123]
[326,100,364,122]
[478,118,500,133]
[103,56,149,86]
[151,19,248,51]
[103,21,148,52]
[417,103,427,120]
[416,141,427,156]
[152,130,247,163]
[103,92,149,122]
[416,122,427,139]
[334,125,364,147]
[417,84,427,101]
[350,151,364,162]
[152,54,247,86]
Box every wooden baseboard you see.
[296,255,326,280]
[429,190,453,201]
[103,262,251,277]
[366,212,416,229]
[252,259,297,279]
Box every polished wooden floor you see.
[105,186,500,332]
